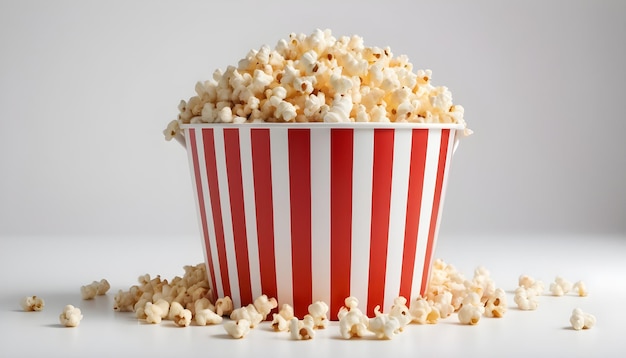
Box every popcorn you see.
[369,306,401,339]
[20,296,44,312]
[165,29,471,139]
[169,302,192,327]
[337,297,369,339]
[252,294,278,320]
[572,281,588,297]
[195,299,223,326]
[518,274,545,295]
[289,317,315,340]
[484,288,507,318]
[550,276,573,296]
[224,319,251,339]
[570,308,596,330]
[81,279,110,300]
[215,296,234,316]
[59,305,83,327]
[304,301,329,329]
[514,286,539,310]
[230,304,263,328]
[457,292,485,325]
[145,299,170,324]
[388,297,412,330]
[409,296,439,324]
[271,304,295,332]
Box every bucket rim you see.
[180,122,465,130]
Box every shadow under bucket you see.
[181,122,462,320]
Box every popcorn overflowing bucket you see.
[180,122,462,320]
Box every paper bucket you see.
[181,122,462,320]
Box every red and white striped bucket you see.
[181,123,462,320]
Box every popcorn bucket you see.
[181,123,462,320]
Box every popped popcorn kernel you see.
[253,294,278,320]
[271,303,295,331]
[81,279,110,300]
[170,302,192,327]
[20,296,45,312]
[215,296,234,316]
[224,319,251,339]
[457,292,485,325]
[514,286,539,310]
[338,297,369,339]
[289,317,315,340]
[369,306,401,339]
[388,297,412,330]
[570,308,596,330]
[550,276,573,296]
[484,288,507,318]
[230,304,263,328]
[572,281,588,297]
[59,305,83,327]
[305,301,329,329]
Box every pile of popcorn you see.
[163,29,471,142]
[19,261,595,334]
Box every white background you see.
[1,1,625,357]
[1,0,625,237]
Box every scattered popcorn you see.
[169,302,192,327]
[194,298,222,325]
[572,281,588,297]
[368,306,401,339]
[253,294,278,320]
[338,297,369,339]
[20,296,45,312]
[409,296,440,324]
[304,301,329,329]
[224,319,251,339]
[570,308,596,330]
[550,276,573,296]
[215,296,234,316]
[388,297,412,330]
[59,305,83,327]
[272,304,295,332]
[230,304,263,328]
[518,274,545,295]
[432,291,455,319]
[289,317,315,340]
[457,292,485,325]
[165,29,471,143]
[145,299,170,324]
[80,279,110,300]
[514,286,539,310]
[484,288,507,318]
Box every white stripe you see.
[430,130,457,258]
[238,127,262,300]
[350,129,374,307]
[213,128,241,308]
[310,128,331,305]
[269,128,293,308]
[411,129,441,299]
[195,128,223,298]
[383,128,412,311]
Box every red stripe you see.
[366,128,395,317]
[330,128,353,320]
[288,129,312,319]
[203,128,231,298]
[223,128,253,305]
[420,129,451,295]
[250,129,278,302]
[398,129,428,300]
[189,128,218,302]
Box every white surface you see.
[1,234,625,357]
[1,0,625,238]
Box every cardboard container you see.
[181,122,462,320]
